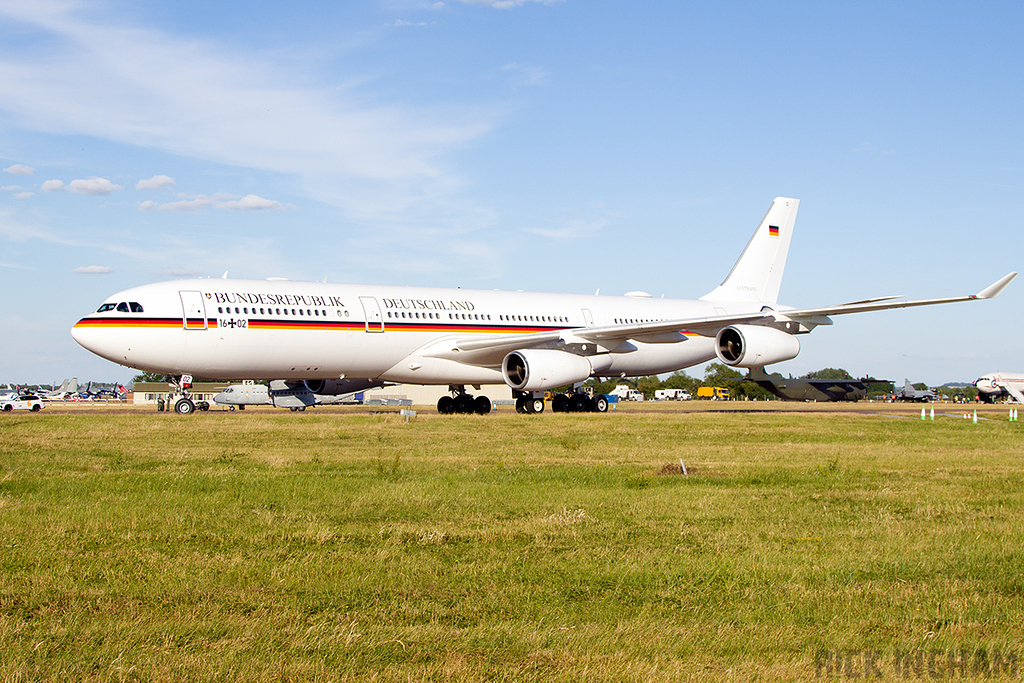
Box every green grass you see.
[1,407,1023,681]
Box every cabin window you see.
[218,307,224,314]
[116,302,129,313]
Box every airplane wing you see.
[782,272,1017,320]
[427,272,1017,366]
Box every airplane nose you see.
[71,320,119,362]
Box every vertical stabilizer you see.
[701,197,799,305]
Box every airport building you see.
[132,382,230,406]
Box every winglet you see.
[976,272,1018,299]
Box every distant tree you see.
[803,368,853,380]
[636,375,662,399]
[662,370,700,395]
[132,371,167,384]
[702,363,743,387]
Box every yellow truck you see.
[696,386,730,400]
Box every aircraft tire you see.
[552,394,569,413]
[174,398,196,415]
[515,397,527,413]
[570,394,588,413]
[473,395,491,415]
[437,395,455,414]
[454,394,474,414]
[594,396,609,413]
[529,398,545,414]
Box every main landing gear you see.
[548,390,608,413]
[437,386,492,415]
[514,391,546,414]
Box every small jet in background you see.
[743,367,879,402]
[213,378,385,411]
[975,372,1024,404]
[40,378,79,400]
[896,379,938,402]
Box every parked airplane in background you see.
[743,367,878,402]
[896,379,939,402]
[975,372,1024,404]
[213,379,383,411]
[71,197,1018,415]
[40,378,78,401]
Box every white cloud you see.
[0,4,495,216]
[2,185,22,191]
[219,194,284,212]
[71,265,114,274]
[501,62,549,87]
[15,192,34,199]
[137,193,285,212]
[68,177,123,195]
[1,262,35,270]
[3,164,35,175]
[450,0,563,7]
[136,174,175,190]
[41,179,65,191]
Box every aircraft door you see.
[179,291,207,330]
[359,296,384,333]
[581,308,594,327]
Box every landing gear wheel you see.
[527,398,545,414]
[570,394,588,413]
[473,395,491,415]
[454,394,474,414]
[437,395,455,415]
[594,395,609,413]
[552,394,569,413]
[515,397,527,413]
[174,398,196,415]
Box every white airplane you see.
[975,372,1024,404]
[71,197,1018,416]
[213,379,384,411]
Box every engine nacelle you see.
[302,378,384,395]
[502,349,594,392]
[715,325,800,367]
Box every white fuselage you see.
[72,278,745,386]
[975,372,1024,403]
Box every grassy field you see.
[1,403,1023,681]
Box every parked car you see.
[1,394,45,412]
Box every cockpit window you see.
[97,303,117,313]
[129,302,144,313]
[116,302,130,313]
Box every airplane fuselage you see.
[72,278,739,385]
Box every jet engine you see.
[303,378,384,395]
[715,325,800,367]
[502,349,594,392]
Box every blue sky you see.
[1,0,1021,387]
